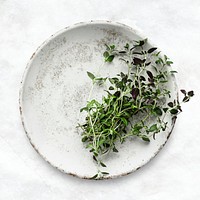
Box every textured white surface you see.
[0,0,200,199]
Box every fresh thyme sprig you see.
[77,39,194,179]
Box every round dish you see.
[19,21,177,179]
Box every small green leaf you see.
[81,136,88,142]
[166,61,173,65]
[170,70,177,74]
[90,174,98,179]
[160,80,168,83]
[103,51,109,58]
[120,72,125,78]
[137,39,146,46]
[163,108,168,113]
[100,162,107,167]
[95,77,103,81]
[154,107,163,116]
[89,148,95,152]
[170,109,178,114]
[105,55,115,62]
[110,45,115,50]
[108,78,114,84]
[124,43,129,49]
[109,86,114,90]
[183,96,189,102]
[114,91,121,97]
[80,107,88,112]
[113,146,118,152]
[133,57,144,65]
[93,155,97,162]
[148,47,157,54]
[87,71,95,80]
[168,102,173,107]
[155,59,161,64]
[142,135,150,142]
[164,54,168,60]
[149,124,157,132]
[145,62,151,66]
[105,44,110,50]
[155,51,161,56]
[131,88,139,100]
[180,89,186,95]
[147,70,153,79]
[188,91,194,97]
[102,172,109,175]
[121,118,128,126]
[94,152,98,157]
[177,105,182,112]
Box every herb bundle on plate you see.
[77,39,194,179]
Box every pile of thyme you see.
[77,39,194,179]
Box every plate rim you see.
[19,20,178,180]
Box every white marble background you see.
[0,0,200,199]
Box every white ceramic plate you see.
[19,21,177,179]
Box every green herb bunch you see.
[78,39,194,179]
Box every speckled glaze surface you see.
[19,21,177,179]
